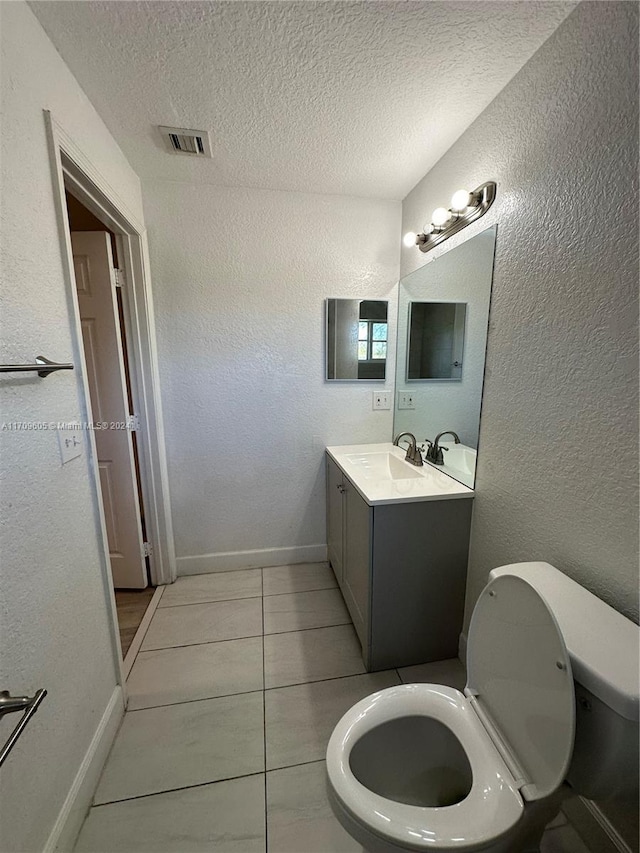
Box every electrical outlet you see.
[372,391,391,410]
[57,428,83,465]
[397,391,416,410]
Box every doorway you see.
[65,192,152,654]
[46,111,176,677]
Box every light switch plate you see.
[57,428,83,465]
[372,391,391,410]
[397,391,416,410]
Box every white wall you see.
[0,4,145,849]
[143,181,400,573]
[401,0,639,625]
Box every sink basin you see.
[425,442,477,489]
[326,443,474,505]
[439,442,476,477]
[345,451,425,480]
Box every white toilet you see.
[326,562,639,853]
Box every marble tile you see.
[159,569,262,608]
[263,588,350,635]
[262,562,337,596]
[95,692,264,804]
[398,657,467,692]
[127,637,263,709]
[265,670,400,770]
[267,761,361,853]
[76,774,266,853]
[264,624,366,689]
[141,597,262,651]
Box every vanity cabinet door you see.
[326,456,344,585]
[368,498,473,670]
[342,481,372,650]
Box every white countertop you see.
[326,443,474,506]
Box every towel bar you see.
[0,689,47,768]
[0,356,73,378]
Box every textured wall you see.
[401,0,639,626]
[0,4,144,849]
[143,181,400,570]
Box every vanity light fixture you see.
[403,181,497,254]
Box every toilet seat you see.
[465,574,575,801]
[326,574,577,851]
[326,683,524,851]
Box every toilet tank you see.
[489,562,639,801]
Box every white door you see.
[71,231,147,589]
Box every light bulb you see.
[422,222,435,236]
[451,189,472,212]
[403,231,417,247]
[431,207,452,227]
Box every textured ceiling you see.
[30,0,578,199]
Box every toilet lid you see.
[466,574,575,801]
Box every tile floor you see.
[76,563,594,853]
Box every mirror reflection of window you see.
[358,321,388,362]
[357,301,387,379]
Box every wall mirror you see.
[394,225,497,488]
[326,299,388,380]
[407,301,467,380]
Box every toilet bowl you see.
[326,563,640,853]
[327,684,525,852]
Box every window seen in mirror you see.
[358,321,388,361]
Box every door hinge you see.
[143,541,153,558]
[126,413,140,431]
[113,268,125,288]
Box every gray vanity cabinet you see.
[326,454,473,671]
[341,478,371,645]
[326,455,345,584]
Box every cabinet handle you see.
[337,484,346,493]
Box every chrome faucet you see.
[425,431,460,465]
[392,432,423,467]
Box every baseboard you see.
[44,686,124,853]
[176,544,328,576]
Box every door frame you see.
[44,111,176,664]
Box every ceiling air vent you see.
[158,126,212,157]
